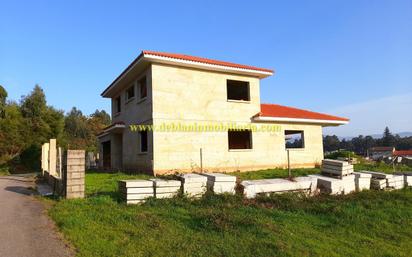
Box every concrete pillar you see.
[41,143,49,175]
[49,139,57,177]
[65,150,85,199]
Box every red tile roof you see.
[143,50,274,73]
[393,150,412,156]
[257,103,349,122]
[102,50,274,97]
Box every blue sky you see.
[1,0,411,136]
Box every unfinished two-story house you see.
[98,51,348,175]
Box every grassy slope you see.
[49,170,412,257]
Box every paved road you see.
[0,175,73,257]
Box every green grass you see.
[0,165,10,176]
[48,171,412,257]
[354,162,412,173]
[228,167,320,180]
[85,171,153,199]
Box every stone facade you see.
[98,58,330,175]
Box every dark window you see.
[139,77,147,99]
[285,130,304,149]
[227,80,250,101]
[140,131,148,152]
[115,96,121,113]
[126,85,135,100]
[228,130,252,150]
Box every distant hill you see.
[338,131,412,140]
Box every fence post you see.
[64,150,85,199]
[49,139,57,177]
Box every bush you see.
[325,150,359,160]
[19,144,41,171]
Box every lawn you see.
[48,169,412,257]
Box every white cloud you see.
[323,93,412,137]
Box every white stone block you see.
[120,187,154,194]
[178,173,208,183]
[122,193,153,200]
[322,159,350,167]
[151,179,181,187]
[119,180,153,188]
[309,175,355,195]
[200,173,237,182]
[241,177,317,198]
[355,177,370,191]
[155,192,179,199]
[182,182,207,188]
[371,178,386,190]
[359,171,392,179]
[353,172,372,178]
[155,187,181,194]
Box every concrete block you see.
[181,181,207,188]
[353,172,372,178]
[322,159,350,167]
[371,178,386,190]
[118,180,153,188]
[66,192,84,199]
[178,173,207,183]
[120,187,154,194]
[155,192,179,199]
[359,171,392,179]
[150,179,181,187]
[121,193,154,200]
[242,176,317,198]
[309,175,355,195]
[355,177,371,191]
[155,187,181,193]
[200,173,237,182]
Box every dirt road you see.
[0,175,73,257]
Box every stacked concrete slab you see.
[353,172,371,191]
[321,159,354,177]
[201,173,236,194]
[151,179,181,199]
[386,175,404,189]
[119,180,154,204]
[309,174,355,195]
[178,173,207,197]
[241,177,317,199]
[359,171,404,190]
[308,159,356,195]
[395,172,412,187]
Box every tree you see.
[64,107,90,149]
[0,103,27,164]
[381,126,396,147]
[323,135,340,152]
[0,85,7,118]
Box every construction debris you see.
[241,177,317,199]
[353,172,371,191]
[201,173,236,194]
[151,179,181,199]
[118,180,154,204]
[321,159,354,177]
[178,173,207,197]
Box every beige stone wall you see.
[152,122,323,174]
[102,66,154,172]
[150,64,324,175]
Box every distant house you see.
[368,147,395,160]
[97,50,349,175]
[393,150,412,158]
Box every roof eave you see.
[101,52,274,97]
[143,53,274,79]
[253,116,349,126]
